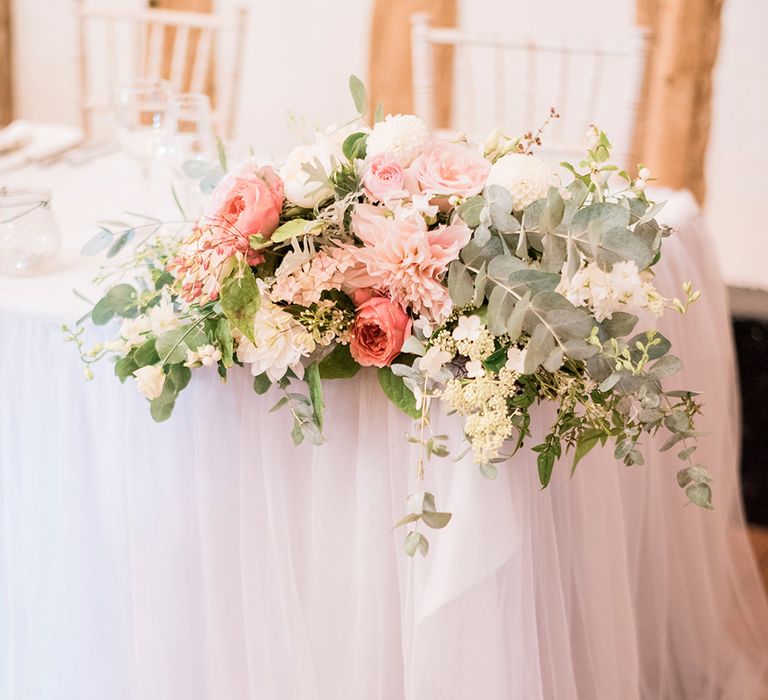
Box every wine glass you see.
[166,93,216,218]
[112,79,172,179]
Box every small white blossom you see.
[133,365,165,400]
[148,298,182,336]
[418,345,454,378]
[413,316,434,339]
[185,344,223,368]
[505,347,528,374]
[634,179,647,192]
[465,359,486,379]
[638,167,652,180]
[452,315,483,342]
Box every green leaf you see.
[114,354,139,382]
[649,355,683,379]
[341,132,368,160]
[421,511,452,529]
[378,367,421,419]
[215,317,234,368]
[572,429,603,474]
[156,325,207,365]
[216,137,228,172]
[537,449,556,488]
[305,363,325,430]
[220,266,261,343]
[600,312,638,338]
[150,398,175,422]
[134,338,159,367]
[167,363,192,393]
[106,229,135,258]
[349,75,368,116]
[374,102,384,123]
[271,219,310,243]
[318,344,360,379]
[105,284,138,317]
[253,373,271,394]
[91,296,115,325]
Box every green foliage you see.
[318,344,360,379]
[348,75,368,116]
[220,266,261,343]
[378,367,421,420]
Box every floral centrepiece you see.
[68,78,710,557]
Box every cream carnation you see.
[486,153,559,211]
[366,114,430,167]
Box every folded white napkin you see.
[0,121,84,171]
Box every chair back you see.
[411,13,648,164]
[76,2,248,139]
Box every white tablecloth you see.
[2,153,768,700]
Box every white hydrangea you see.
[236,298,316,382]
[147,298,182,336]
[486,153,559,211]
[365,114,430,167]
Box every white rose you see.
[366,114,430,167]
[280,136,341,209]
[147,299,181,336]
[133,365,165,400]
[486,153,559,211]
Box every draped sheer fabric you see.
[1,192,767,699]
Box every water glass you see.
[112,79,172,178]
[0,188,62,276]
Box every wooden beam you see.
[369,0,456,128]
[0,0,12,126]
[631,0,724,204]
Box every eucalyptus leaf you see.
[91,297,115,325]
[81,227,114,256]
[649,355,683,378]
[601,312,638,338]
[421,511,452,529]
[348,74,368,115]
[448,260,474,306]
[253,373,271,395]
[457,195,485,228]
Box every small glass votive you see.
[0,188,62,276]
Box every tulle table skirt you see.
[1,193,768,699]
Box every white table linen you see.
[1,150,768,699]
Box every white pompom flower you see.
[485,153,559,212]
[366,114,430,167]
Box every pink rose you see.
[410,140,490,198]
[362,154,417,203]
[208,162,284,239]
[350,296,412,368]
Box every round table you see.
[2,149,768,700]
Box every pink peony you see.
[347,205,471,321]
[362,154,417,203]
[208,161,284,241]
[410,140,490,198]
[350,295,412,367]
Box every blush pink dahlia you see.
[348,205,471,321]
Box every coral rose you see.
[410,140,490,198]
[350,296,412,368]
[208,161,284,238]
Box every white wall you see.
[9,0,767,290]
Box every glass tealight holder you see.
[0,188,62,276]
